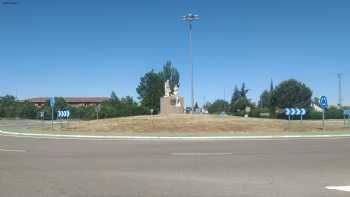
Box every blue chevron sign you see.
[284,108,306,116]
[344,109,350,116]
[57,110,70,118]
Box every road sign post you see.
[49,97,55,129]
[285,108,306,131]
[344,109,350,128]
[319,96,328,130]
[95,104,101,120]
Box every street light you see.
[182,12,199,113]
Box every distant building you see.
[26,97,110,107]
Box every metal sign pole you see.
[51,108,54,129]
[322,109,325,130]
[288,115,290,130]
[300,114,303,130]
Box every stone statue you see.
[173,85,179,96]
[164,80,171,97]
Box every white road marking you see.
[0,148,26,152]
[172,152,232,156]
[326,186,350,192]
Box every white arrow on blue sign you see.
[285,108,306,116]
[320,96,328,109]
[344,109,350,116]
[57,110,70,118]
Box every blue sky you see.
[0,0,349,106]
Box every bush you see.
[250,107,272,118]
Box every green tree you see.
[230,85,240,105]
[0,95,17,117]
[230,83,252,113]
[194,102,199,110]
[259,80,274,109]
[159,61,180,93]
[271,79,312,109]
[259,90,270,108]
[208,99,229,114]
[110,91,119,102]
[136,70,164,113]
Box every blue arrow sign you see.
[344,109,350,116]
[284,108,306,116]
[284,108,290,116]
[320,96,328,109]
[57,110,70,118]
[290,108,296,116]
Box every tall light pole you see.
[182,12,199,112]
[337,73,343,108]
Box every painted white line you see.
[0,148,26,152]
[1,130,350,140]
[326,186,350,192]
[172,152,232,156]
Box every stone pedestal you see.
[160,96,184,114]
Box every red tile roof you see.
[26,97,110,103]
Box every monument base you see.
[160,96,184,114]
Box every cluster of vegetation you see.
[206,79,345,119]
[0,95,38,119]
[0,61,346,120]
[136,61,180,114]
[0,61,179,120]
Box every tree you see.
[159,61,180,93]
[0,95,17,117]
[230,83,252,113]
[230,85,240,105]
[259,90,270,108]
[271,79,312,109]
[208,99,229,114]
[194,102,199,110]
[136,70,164,113]
[239,83,249,98]
[258,79,274,109]
[313,97,320,106]
[110,91,119,102]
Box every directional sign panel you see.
[320,96,328,109]
[344,109,350,116]
[285,108,291,116]
[284,108,306,116]
[57,110,70,118]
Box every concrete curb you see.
[1,129,350,140]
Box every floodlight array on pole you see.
[182,12,199,113]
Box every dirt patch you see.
[36,114,350,133]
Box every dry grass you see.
[55,114,349,133]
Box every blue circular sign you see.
[319,96,328,109]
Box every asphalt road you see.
[1,135,350,197]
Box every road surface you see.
[1,135,349,197]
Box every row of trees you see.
[206,79,326,117]
[0,61,345,120]
[0,61,180,120]
[0,95,38,119]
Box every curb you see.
[1,130,350,140]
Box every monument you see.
[160,80,184,114]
